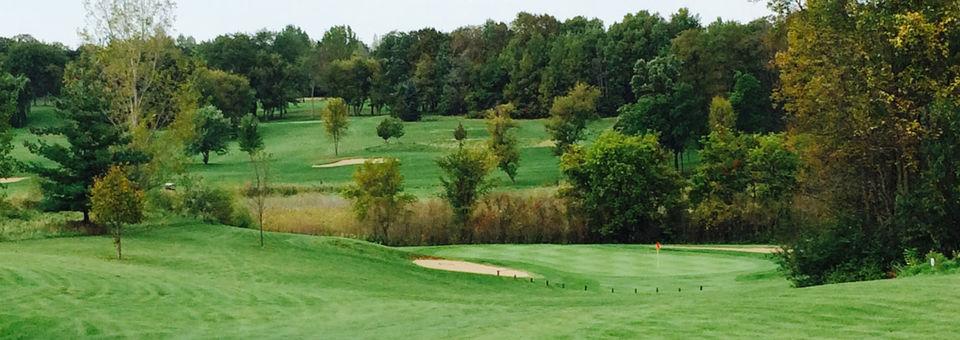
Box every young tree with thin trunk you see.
[236,115,269,246]
[90,166,145,260]
[321,98,350,156]
[485,104,520,183]
[249,151,271,247]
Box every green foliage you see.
[343,158,415,242]
[545,82,600,155]
[392,81,421,122]
[453,122,467,144]
[376,116,405,143]
[689,131,799,242]
[485,104,520,182]
[186,106,231,165]
[90,166,145,260]
[237,115,263,156]
[321,98,350,155]
[0,73,24,184]
[177,181,250,228]
[195,68,256,126]
[617,55,706,169]
[322,56,380,115]
[561,131,682,242]
[730,72,775,133]
[777,218,888,287]
[26,51,148,222]
[776,0,960,286]
[897,250,960,277]
[0,36,70,127]
[437,146,495,239]
[708,96,735,132]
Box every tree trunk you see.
[115,225,122,260]
[203,151,210,165]
[83,210,90,224]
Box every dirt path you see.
[413,259,532,278]
[312,158,385,168]
[667,246,780,254]
[0,177,27,184]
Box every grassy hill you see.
[2,222,957,338]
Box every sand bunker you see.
[312,158,385,168]
[668,246,780,254]
[535,140,556,148]
[414,259,531,278]
[0,177,27,184]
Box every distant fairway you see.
[2,222,958,338]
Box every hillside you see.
[1,223,957,338]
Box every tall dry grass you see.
[251,190,589,246]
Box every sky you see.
[0,0,772,47]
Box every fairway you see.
[2,222,958,338]
[6,104,618,197]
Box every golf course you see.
[4,0,960,338]
[2,221,958,338]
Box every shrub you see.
[343,159,415,243]
[561,131,682,242]
[376,117,405,143]
[178,184,250,228]
[437,146,495,242]
[777,218,890,287]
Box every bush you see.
[561,131,683,242]
[376,117,405,143]
[897,250,960,277]
[777,218,890,287]
[176,184,251,228]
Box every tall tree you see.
[80,0,178,131]
[195,68,257,127]
[0,37,70,127]
[775,0,960,286]
[26,50,148,222]
[616,56,705,171]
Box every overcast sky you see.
[1,0,772,46]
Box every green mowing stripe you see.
[2,222,960,338]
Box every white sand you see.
[312,158,386,168]
[668,246,780,254]
[414,259,531,278]
[0,177,27,184]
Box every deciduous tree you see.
[344,158,415,243]
[545,82,600,155]
[90,166,144,260]
[485,103,520,182]
[321,98,350,155]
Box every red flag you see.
[655,242,662,251]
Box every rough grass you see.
[1,222,959,338]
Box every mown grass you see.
[6,103,617,198]
[1,222,958,338]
